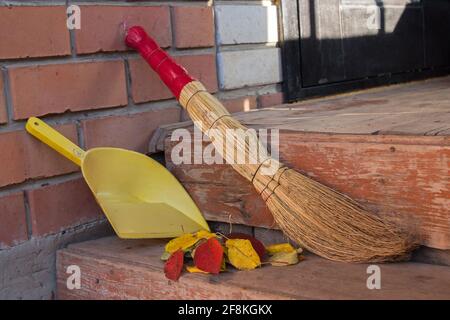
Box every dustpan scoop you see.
[26,117,210,238]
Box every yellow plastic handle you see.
[26,117,85,167]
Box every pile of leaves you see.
[162,230,304,281]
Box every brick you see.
[222,95,257,113]
[0,76,6,124]
[9,61,127,120]
[176,55,218,93]
[129,54,217,103]
[0,124,79,188]
[173,6,214,48]
[0,6,70,59]
[82,107,180,153]
[27,178,102,237]
[217,48,282,89]
[215,5,278,45]
[75,6,171,54]
[0,192,28,248]
[259,92,284,108]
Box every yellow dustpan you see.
[26,117,210,238]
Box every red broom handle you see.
[125,26,194,99]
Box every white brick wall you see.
[215,3,283,90]
[215,5,279,45]
[218,48,282,89]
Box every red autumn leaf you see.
[194,237,224,274]
[164,250,184,281]
[227,232,266,260]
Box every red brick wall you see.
[0,4,183,248]
[0,2,284,251]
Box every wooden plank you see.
[278,133,450,249]
[148,120,193,153]
[151,77,450,142]
[151,102,450,154]
[56,236,450,300]
[241,77,450,135]
[165,133,450,249]
[157,77,450,249]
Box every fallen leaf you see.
[165,234,198,254]
[194,238,224,274]
[226,239,261,270]
[187,259,226,273]
[164,250,184,281]
[195,230,216,240]
[165,230,216,253]
[227,233,266,260]
[186,265,208,274]
[268,251,299,267]
[266,243,296,254]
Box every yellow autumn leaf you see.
[165,233,199,253]
[268,251,299,267]
[266,243,296,254]
[165,230,217,253]
[186,265,209,274]
[226,239,261,270]
[194,230,216,240]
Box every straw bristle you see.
[179,81,418,262]
[266,170,417,262]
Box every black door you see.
[280,0,450,101]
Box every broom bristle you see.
[179,81,418,262]
[264,169,417,262]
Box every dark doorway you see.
[280,0,450,102]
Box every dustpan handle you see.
[26,117,85,167]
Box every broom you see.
[125,26,417,262]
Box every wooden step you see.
[152,77,450,250]
[56,236,450,300]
